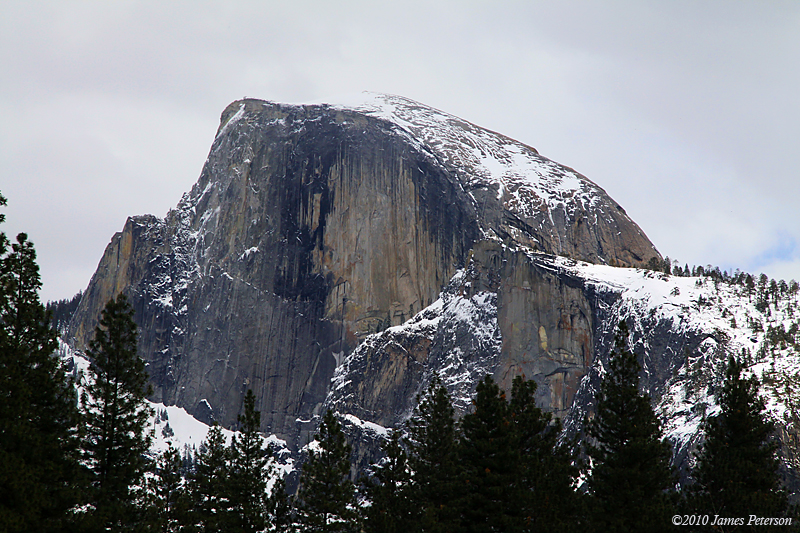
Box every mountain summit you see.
[299,92,659,266]
[67,93,659,443]
[66,94,799,492]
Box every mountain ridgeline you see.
[64,94,799,489]
[66,94,657,442]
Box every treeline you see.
[138,322,795,533]
[0,189,795,532]
[649,253,800,362]
[647,254,800,297]
[46,291,82,335]
[0,207,159,529]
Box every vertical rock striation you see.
[68,93,662,450]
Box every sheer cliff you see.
[67,93,663,450]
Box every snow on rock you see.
[542,253,800,471]
[429,286,502,412]
[301,439,323,456]
[216,102,247,140]
[281,92,605,234]
[329,267,502,422]
[58,341,294,484]
[342,414,391,439]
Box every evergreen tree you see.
[586,321,675,533]
[405,374,460,532]
[268,476,294,533]
[458,375,519,532]
[187,425,232,533]
[507,375,582,532]
[689,355,790,529]
[142,445,191,533]
[80,294,154,531]
[362,429,414,533]
[295,409,358,532]
[0,221,83,532]
[187,393,290,532]
[458,375,580,532]
[228,389,272,533]
[46,290,83,335]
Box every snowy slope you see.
[329,267,503,421]
[317,92,604,225]
[540,253,800,472]
[58,342,294,483]
[328,241,800,481]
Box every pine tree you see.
[186,393,289,532]
[268,476,294,533]
[228,389,272,533]
[187,424,232,532]
[142,445,191,533]
[405,374,460,532]
[46,290,83,335]
[458,375,580,532]
[586,321,675,533]
[507,375,581,532]
[362,429,414,533]
[0,205,83,533]
[458,375,518,532]
[80,294,154,531]
[689,355,790,529]
[295,409,358,532]
[663,256,672,275]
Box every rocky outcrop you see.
[333,94,659,268]
[66,93,800,495]
[327,240,597,430]
[68,94,662,450]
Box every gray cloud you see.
[2,0,798,301]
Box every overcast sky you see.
[2,1,799,303]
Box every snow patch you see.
[342,413,391,438]
[58,342,294,485]
[543,253,800,466]
[273,92,608,232]
[216,102,246,140]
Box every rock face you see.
[68,93,662,449]
[328,240,595,427]
[66,94,800,492]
